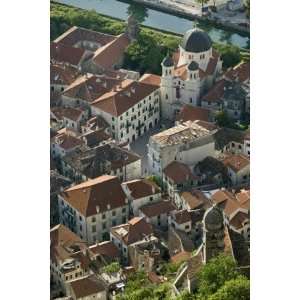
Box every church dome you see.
[181,28,212,53]
[204,206,224,231]
[188,61,199,71]
[162,56,174,67]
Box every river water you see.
[56,0,249,49]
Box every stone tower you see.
[202,205,225,263]
[126,14,140,41]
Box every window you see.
[112,117,115,121]
[122,207,126,213]
[185,225,190,230]
[92,225,96,233]
[112,125,115,130]
[126,112,129,116]
[132,108,134,112]
[165,94,168,100]
[231,143,235,147]
[51,86,54,92]
[248,151,250,155]
[112,211,116,217]
[112,220,117,226]
[79,225,82,231]
[190,98,192,103]
[120,116,123,120]
[92,217,96,223]
[79,216,82,221]
[150,197,153,202]
[121,133,123,138]
[61,87,64,92]
[102,222,106,229]
[243,175,248,180]
[122,216,127,223]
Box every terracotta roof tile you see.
[92,33,130,69]
[54,26,116,47]
[140,200,176,218]
[174,210,191,224]
[51,42,86,66]
[139,73,161,87]
[163,161,199,184]
[50,63,79,86]
[222,154,250,173]
[224,62,250,83]
[111,217,153,245]
[122,179,161,199]
[89,241,119,259]
[62,175,127,217]
[92,80,158,116]
[70,275,106,298]
[176,104,210,123]
[180,190,211,210]
[202,79,226,102]
[51,132,83,150]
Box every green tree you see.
[127,3,149,24]
[208,276,250,300]
[102,262,120,274]
[196,254,239,298]
[215,111,235,128]
[245,0,250,19]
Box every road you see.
[130,124,162,177]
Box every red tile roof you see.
[163,161,199,184]
[50,63,79,86]
[92,33,130,69]
[176,104,210,123]
[139,73,161,87]
[62,175,127,217]
[139,200,176,218]
[224,62,250,83]
[51,132,83,150]
[222,154,250,173]
[51,42,86,66]
[70,275,106,298]
[92,80,158,116]
[202,79,226,102]
[122,179,161,199]
[174,210,191,224]
[111,217,153,245]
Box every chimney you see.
[107,204,111,210]
[96,205,100,213]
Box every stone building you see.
[58,175,129,245]
[160,28,222,120]
[148,120,217,176]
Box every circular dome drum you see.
[181,28,212,53]
[204,206,224,231]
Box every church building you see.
[160,28,222,120]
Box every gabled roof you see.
[174,210,191,224]
[163,161,199,184]
[92,33,130,69]
[50,224,86,263]
[211,188,250,218]
[62,175,127,217]
[50,63,79,86]
[70,275,106,298]
[51,42,86,66]
[122,179,161,199]
[111,217,153,245]
[54,26,116,47]
[224,61,250,83]
[51,132,83,150]
[92,80,158,116]
[176,104,210,123]
[180,189,211,210]
[222,154,250,173]
[139,200,176,218]
[89,241,119,260]
[51,107,84,122]
[62,73,123,103]
[139,73,161,87]
[202,79,226,103]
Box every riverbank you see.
[120,0,250,35]
[51,1,249,74]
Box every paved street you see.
[130,120,173,177]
